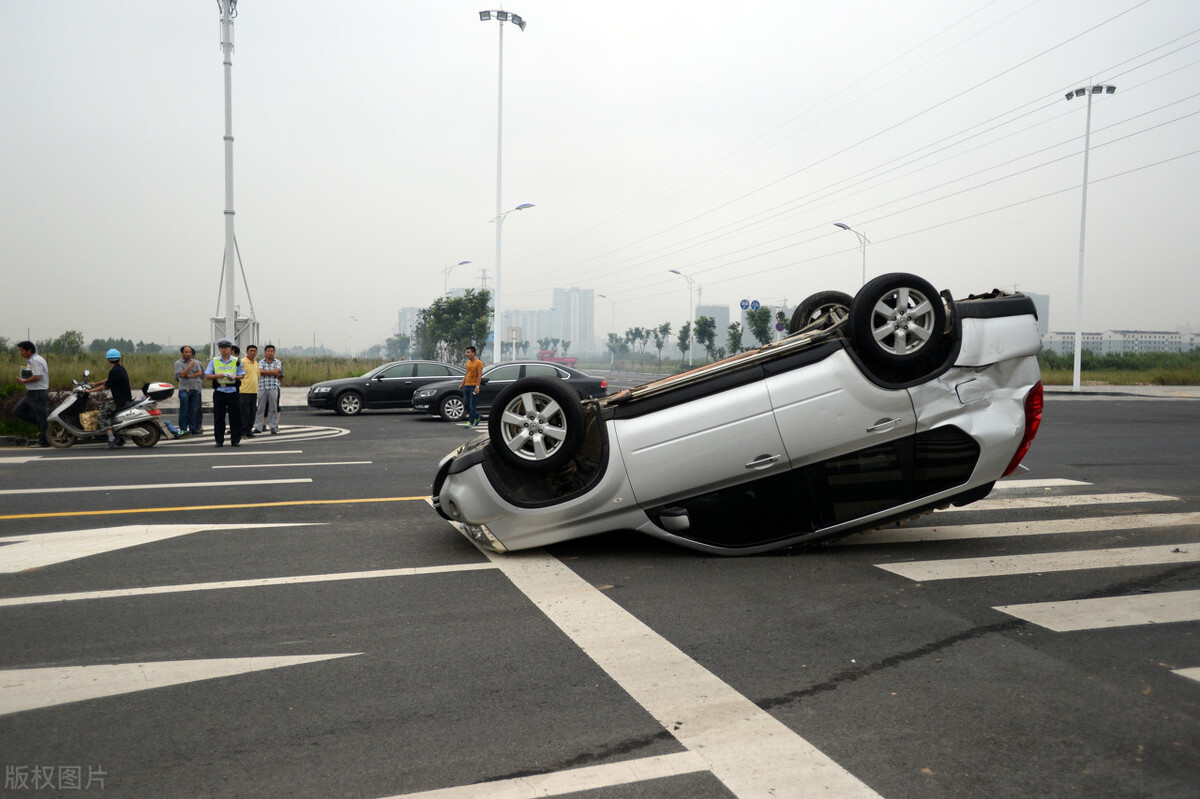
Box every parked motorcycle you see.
[46,372,176,449]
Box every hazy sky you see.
[4,0,1199,354]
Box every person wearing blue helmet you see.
[88,348,134,449]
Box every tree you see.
[726,321,744,355]
[518,340,531,358]
[384,333,411,360]
[414,289,492,364]
[693,316,717,362]
[537,337,552,352]
[606,332,628,365]
[652,322,671,372]
[38,330,85,356]
[561,340,571,355]
[676,321,691,367]
[745,307,774,346]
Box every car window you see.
[378,363,414,379]
[523,364,564,378]
[485,365,523,382]
[415,363,452,377]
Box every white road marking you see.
[947,492,1177,512]
[1,478,311,496]
[0,654,360,715]
[0,523,320,573]
[387,752,710,799]
[0,563,498,607]
[994,478,1091,489]
[8,449,305,462]
[1172,667,1200,685]
[484,549,879,798]
[211,461,371,469]
[995,590,1200,632]
[844,512,1200,546]
[876,544,1200,582]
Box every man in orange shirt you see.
[458,346,484,426]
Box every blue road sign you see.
[740,299,750,310]
[750,300,761,311]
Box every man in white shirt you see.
[14,340,50,447]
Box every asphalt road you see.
[0,395,1197,798]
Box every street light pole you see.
[833,222,869,287]
[668,269,696,366]
[1066,83,1116,393]
[598,293,616,369]
[443,260,471,295]
[479,9,526,363]
[490,203,534,362]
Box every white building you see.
[1043,330,1200,355]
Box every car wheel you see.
[487,377,585,474]
[789,290,853,333]
[335,391,363,416]
[439,394,466,422]
[850,272,945,373]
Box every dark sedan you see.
[412,361,607,422]
[307,360,465,415]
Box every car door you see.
[764,345,916,470]
[366,362,414,408]
[477,363,523,411]
[614,364,791,508]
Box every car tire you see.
[439,394,466,422]
[850,272,946,374]
[487,377,585,474]
[789,290,853,334]
[335,391,363,416]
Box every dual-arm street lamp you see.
[1066,83,1116,393]
[443,260,471,296]
[598,293,616,369]
[833,222,869,287]
[480,9,527,363]
[491,203,534,361]
[668,269,698,366]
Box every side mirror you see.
[83,369,91,377]
[479,377,490,386]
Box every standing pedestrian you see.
[458,345,484,426]
[87,348,133,450]
[14,340,50,447]
[204,338,245,447]
[253,344,283,434]
[238,344,259,437]
[174,345,203,435]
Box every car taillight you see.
[1002,381,1043,477]
[600,379,607,389]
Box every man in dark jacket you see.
[89,348,133,449]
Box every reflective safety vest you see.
[212,357,239,390]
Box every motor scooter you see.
[46,371,176,449]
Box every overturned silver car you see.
[432,272,1043,555]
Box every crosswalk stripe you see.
[842,512,1200,546]
[1172,667,1200,685]
[876,543,1200,581]
[947,492,1177,512]
[994,590,1200,631]
[994,478,1092,489]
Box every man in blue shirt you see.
[204,338,246,447]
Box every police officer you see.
[203,338,246,447]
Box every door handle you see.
[867,418,902,433]
[745,454,781,470]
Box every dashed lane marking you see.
[994,478,1092,489]
[0,478,311,496]
[876,543,1200,582]
[1172,667,1200,685]
[211,461,372,469]
[995,589,1200,632]
[948,492,1178,512]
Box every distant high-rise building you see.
[397,307,422,339]
[552,287,595,354]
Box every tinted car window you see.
[486,365,523,381]
[415,363,452,377]
[524,364,565,378]
[378,363,414,379]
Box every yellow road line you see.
[0,496,430,521]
